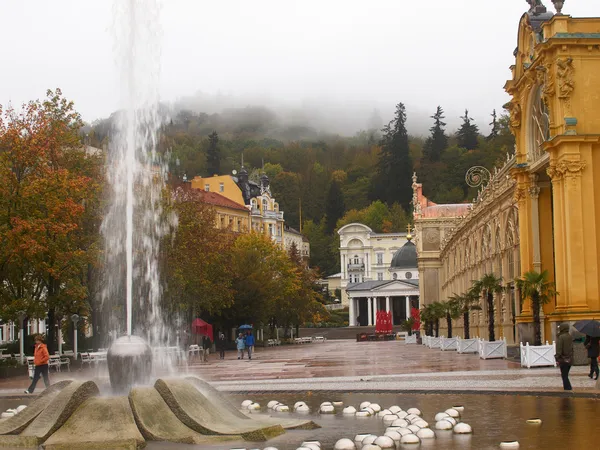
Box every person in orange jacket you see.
[24,334,50,394]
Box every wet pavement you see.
[0,340,597,396]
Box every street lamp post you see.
[71,314,80,360]
[17,311,27,365]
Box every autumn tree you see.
[0,89,103,352]
[227,233,298,326]
[275,243,326,334]
[161,187,235,324]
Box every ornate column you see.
[367,298,373,326]
[385,296,390,313]
[529,174,542,273]
[349,296,356,327]
[405,296,410,321]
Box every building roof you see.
[346,279,419,292]
[390,240,417,269]
[196,191,249,212]
[327,272,342,279]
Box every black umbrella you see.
[573,320,600,337]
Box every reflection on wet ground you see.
[145,392,599,450]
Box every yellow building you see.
[190,174,245,206]
[194,189,251,233]
[505,6,600,340]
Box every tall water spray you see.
[101,0,175,389]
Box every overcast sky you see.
[1,1,597,134]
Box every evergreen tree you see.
[488,109,499,140]
[325,179,345,233]
[206,131,220,175]
[374,102,413,210]
[422,106,447,163]
[456,109,480,150]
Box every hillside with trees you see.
[87,101,515,277]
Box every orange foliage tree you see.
[0,89,103,352]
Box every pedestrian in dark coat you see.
[217,332,226,360]
[584,334,599,380]
[555,323,574,390]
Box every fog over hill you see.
[171,91,495,139]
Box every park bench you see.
[312,336,326,342]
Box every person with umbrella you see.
[575,320,600,380]
[235,333,246,360]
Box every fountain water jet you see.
[101,0,172,391]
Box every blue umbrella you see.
[238,324,253,331]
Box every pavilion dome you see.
[390,239,417,269]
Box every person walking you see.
[201,335,211,363]
[24,335,50,394]
[217,332,226,360]
[555,323,574,391]
[235,333,245,360]
[584,334,599,380]
[245,331,255,360]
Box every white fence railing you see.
[440,337,458,351]
[520,341,556,368]
[405,334,417,344]
[427,336,441,349]
[479,338,507,359]
[422,336,430,346]
[457,337,479,354]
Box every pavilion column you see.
[529,174,542,273]
[349,297,356,326]
[405,296,410,321]
[367,298,373,326]
[385,296,390,313]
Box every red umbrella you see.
[191,318,213,341]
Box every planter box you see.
[440,337,458,351]
[520,342,557,368]
[479,338,507,359]
[422,336,430,346]
[405,334,417,344]
[457,337,479,353]
[427,337,441,349]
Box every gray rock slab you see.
[0,381,72,436]
[21,380,99,442]
[154,378,285,441]
[185,376,319,430]
[42,396,144,449]
[129,386,241,445]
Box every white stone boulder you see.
[333,401,344,407]
[499,441,520,448]
[405,414,418,422]
[0,412,15,419]
[373,436,395,449]
[382,415,398,426]
[361,445,382,450]
[274,405,289,412]
[369,403,382,413]
[343,406,357,415]
[400,434,420,445]
[416,428,436,439]
[359,401,371,410]
[354,433,372,447]
[435,420,453,430]
[294,401,306,410]
[360,435,377,447]
[296,404,310,413]
[407,425,421,433]
[395,428,413,437]
[391,418,408,428]
[377,409,392,417]
[333,438,355,450]
[320,404,335,414]
[445,408,460,418]
[406,408,421,416]
[443,417,457,426]
[454,423,473,434]
[388,405,402,414]
[355,410,371,418]
[434,412,450,422]
[383,430,401,443]
[396,411,408,419]
[303,443,321,450]
[247,403,260,411]
[301,441,321,448]
[241,400,253,408]
[320,401,333,408]
[16,405,27,413]
[452,405,465,412]
[413,419,429,428]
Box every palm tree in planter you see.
[472,273,504,342]
[420,304,434,337]
[430,301,446,338]
[515,270,557,346]
[451,289,482,339]
[442,298,462,338]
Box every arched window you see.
[529,85,550,162]
[495,229,502,277]
[262,198,268,211]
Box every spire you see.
[406,224,413,241]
